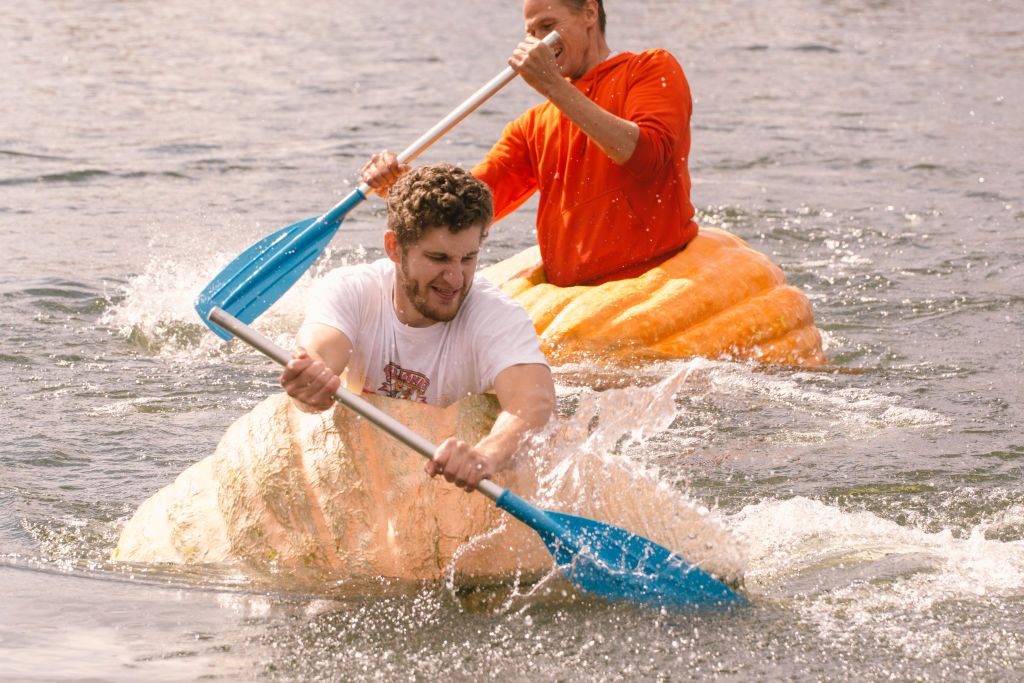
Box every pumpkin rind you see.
[480,227,826,367]
[113,392,746,586]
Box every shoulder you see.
[615,49,689,97]
[318,259,391,291]
[309,259,392,312]
[628,48,685,75]
[509,99,555,132]
[456,275,548,377]
[460,276,534,327]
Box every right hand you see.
[359,150,409,197]
[509,35,563,97]
[280,348,340,412]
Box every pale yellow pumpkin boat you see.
[480,227,826,367]
[114,392,745,588]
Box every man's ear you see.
[383,230,401,263]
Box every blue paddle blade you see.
[195,188,366,339]
[496,489,747,608]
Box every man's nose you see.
[442,264,464,288]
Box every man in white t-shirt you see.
[280,163,555,492]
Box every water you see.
[2,0,1022,679]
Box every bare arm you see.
[477,362,556,469]
[427,363,555,491]
[279,323,353,412]
[510,37,639,165]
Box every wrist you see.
[473,440,509,474]
[541,75,576,104]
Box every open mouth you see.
[430,286,459,303]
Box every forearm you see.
[475,376,554,472]
[474,409,543,472]
[544,78,639,165]
[426,364,553,491]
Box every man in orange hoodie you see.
[362,0,697,287]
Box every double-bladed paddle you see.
[195,32,561,340]
[208,307,747,609]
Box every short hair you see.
[386,163,493,248]
[562,0,606,34]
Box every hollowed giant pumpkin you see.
[480,227,826,367]
[113,392,745,587]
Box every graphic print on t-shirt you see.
[377,362,430,403]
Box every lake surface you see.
[2,0,1022,680]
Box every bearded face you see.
[388,225,485,327]
[397,252,472,323]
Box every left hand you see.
[425,437,496,492]
[359,149,409,197]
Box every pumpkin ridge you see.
[597,249,784,347]
[520,283,587,335]
[497,277,535,299]
[539,271,669,345]
[479,245,544,286]
[754,324,827,365]
[653,286,821,363]
[284,402,343,571]
[653,227,751,280]
[214,398,304,567]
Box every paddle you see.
[207,307,747,609]
[195,32,562,340]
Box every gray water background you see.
[2,0,1022,680]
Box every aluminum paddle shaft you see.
[381,32,562,186]
[346,30,561,203]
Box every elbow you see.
[513,382,555,432]
[607,123,641,166]
[622,126,676,178]
[496,364,556,430]
[529,384,556,429]
[609,149,635,166]
[607,137,639,166]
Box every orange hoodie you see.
[473,48,698,287]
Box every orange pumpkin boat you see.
[480,227,826,367]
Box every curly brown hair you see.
[386,163,493,248]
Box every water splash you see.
[518,362,749,585]
[100,245,369,359]
[732,496,1024,655]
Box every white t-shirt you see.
[301,259,548,407]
